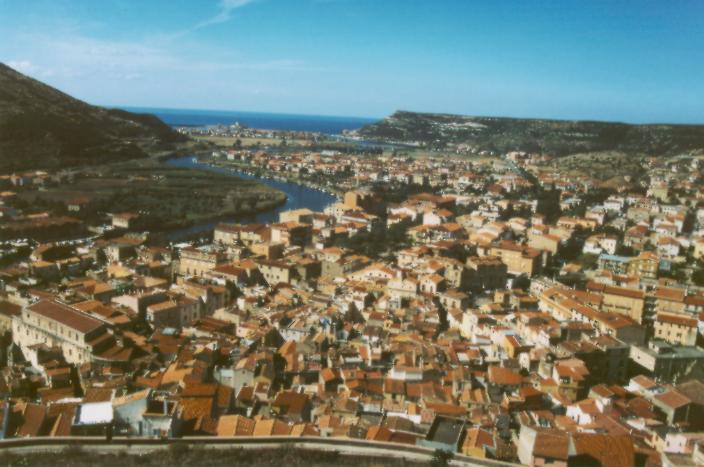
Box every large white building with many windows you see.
[13,299,111,365]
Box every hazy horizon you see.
[118,105,704,127]
[118,105,381,120]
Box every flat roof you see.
[634,341,704,359]
[427,415,465,444]
[75,401,113,425]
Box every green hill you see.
[358,110,704,156]
[0,63,186,171]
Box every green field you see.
[16,159,286,231]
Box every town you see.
[0,138,703,465]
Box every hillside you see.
[0,63,187,171]
[357,110,704,156]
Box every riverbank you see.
[163,156,338,240]
[17,157,287,242]
[204,157,344,198]
[161,148,344,198]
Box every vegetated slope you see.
[0,62,187,171]
[358,110,704,156]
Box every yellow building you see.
[179,247,227,277]
[343,190,378,211]
[652,287,686,315]
[527,231,561,255]
[256,259,294,285]
[654,312,698,346]
[278,208,314,224]
[213,223,268,247]
[587,282,645,323]
[489,241,542,277]
[627,252,659,280]
[270,222,312,247]
[694,238,704,260]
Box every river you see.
[164,156,338,240]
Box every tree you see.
[442,243,469,263]
[335,219,413,260]
[512,275,531,291]
[671,266,688,283]
[430,449,454,467]
[577,253,598,270]
[595,225,623,237]
[559,237,583,262]
[536,188,561,223]
[692,269,704,287]
[499,203,515,221]
[615,245,636,257]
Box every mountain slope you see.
[0,63,186,171]
[357,110,704,156]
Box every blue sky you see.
[1,0,703,122]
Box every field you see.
[397,148,499,161]
[194,135,309,148]
[194,135,386,155]
[17,159,286,231]
[548,150,646,182]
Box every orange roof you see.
[654,390,691,409]
[253,419,291,436]
[178,398,213,422]
[463,427,495,451]
[654,287,686,302]
[320,367,341,383]
[28,300,103,334]
[656,312,697,328]
[216,415,255,437]
[366,425,393,442]
[488,366,522,386]
[570,433,635,467]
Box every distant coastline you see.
[119,106,378,134]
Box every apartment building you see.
[654,312,699,346]
[179,247,227,277]
[13,300,109,365]
[489,241,542,277]
[587,282,645,324]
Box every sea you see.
[121,106,378,134]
